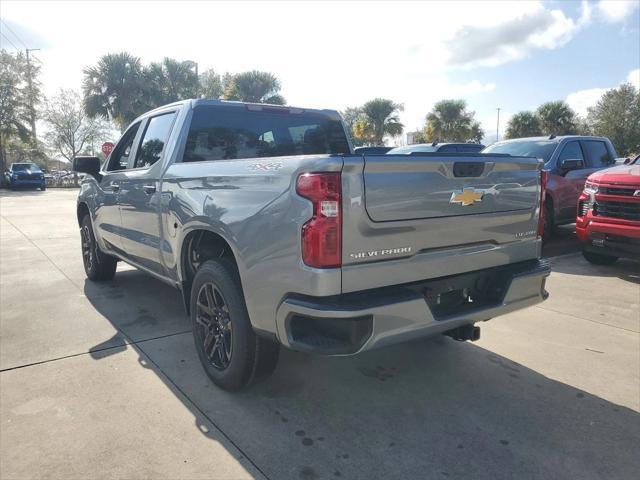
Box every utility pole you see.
[194,61,199,97]
[25,48,40,146]
[496,108,501,142]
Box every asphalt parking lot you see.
[1,189,639,480]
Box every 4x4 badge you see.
[450,188,484,206]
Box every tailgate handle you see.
[453,162,484,177]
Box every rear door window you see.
[558,141,584,166]
[581,141,612,167]
[182,106,350,162]
[134,112,177,169]
[107,122,141,171]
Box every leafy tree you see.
[352,118,376,145]
[222,70,285,104]
[505,111,542,139]
[423,99,480,142]
[82,52,147,131]
[536,101,578,136]
[340,107,367,145]
[199,69,224,99]
[144,57,198,106]
[587,83,640,156]
[0,50,44,174]
[360,98,404,145]
[43,89,111,163]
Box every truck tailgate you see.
[363,154,538,221]
[341,153,543,293]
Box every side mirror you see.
[73,156,101,179]
[559,158,584,171]
[623,157,632,165]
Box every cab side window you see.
[582,141,612,167]
[107,122,141,171]
[558,141,584,166]
[134,112,177,169]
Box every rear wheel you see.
[80,215,117,281]
[583,249,618,265]
[190,259,279,391]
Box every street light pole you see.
[496,108,501,142]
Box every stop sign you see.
[101,142,115,155]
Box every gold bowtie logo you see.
[450,188,484,206]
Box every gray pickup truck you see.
[74,99,550,391]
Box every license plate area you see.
[416,267,514,320]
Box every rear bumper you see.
[275,259,550,354]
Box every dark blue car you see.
[5,163,46,190]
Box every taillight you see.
[537,170,548,238]
[296,172,342,268]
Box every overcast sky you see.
[1,0,639,144]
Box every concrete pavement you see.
[1,189,639,480]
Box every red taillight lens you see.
[537,169,548,238]
[296,173,342,268]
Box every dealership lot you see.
[1,189,638,480]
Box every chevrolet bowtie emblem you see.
[450,188,484,206]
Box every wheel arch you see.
[77,202,90,227]
[178,227,242,315]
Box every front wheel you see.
[80,215,117,281]
[583,249,618,265]
[190,259,279,391]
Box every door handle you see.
[109,182,120,192]
[143,185,156,195]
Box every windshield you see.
[12,163,41,172]
[482,140,557,162]
[387,145,437,154]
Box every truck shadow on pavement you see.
[84,270,640,480]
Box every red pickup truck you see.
[576,158,640,264]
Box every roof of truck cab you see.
[131,99,342,128]
[190,98,339,115]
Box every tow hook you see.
[444,325,481,342]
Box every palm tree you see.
[82,52,146,131]
[199,69,224,99]
[505,111,542,139]
[536,101,578,136]
[145,58,198,107]
[223,71,285,104]
[423,99,479,142]
[361,98,404,145]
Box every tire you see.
[582,249,618,265]
[190,259,279,391]
[80,215,117,281]
[40,186,46,191]
[542,202,554,242]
